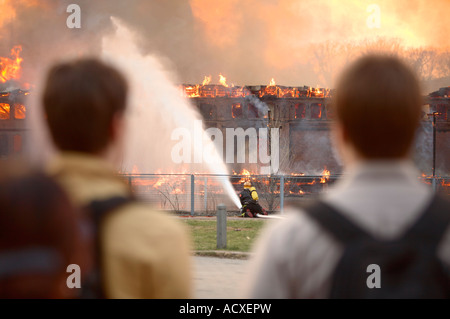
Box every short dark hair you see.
[43,59,128,154]
[334,55,423,159]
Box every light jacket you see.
[245,160,450,298]
[48,152,192,299]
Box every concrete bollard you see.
[217,204,227,249]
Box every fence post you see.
[280,175,285,214]
[217,204,227,249]
[204,176,208,213]
[191,174,195,216]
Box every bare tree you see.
[156,182,183,212]
[404,48,439,81]
[435,51,450,79]
[310,40,341,86]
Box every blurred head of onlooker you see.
[0,161,85,298]
[332,55,423,165]
[43,58,128,162]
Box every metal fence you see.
[120,173,450,215]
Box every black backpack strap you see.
[81,195,134,299]
[300,201,374,245]
[89,196,134,228]
[402,195,450,251]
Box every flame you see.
[180,76,330,99]
[0,103,10,120]
[153,175,170,189]
[0,45,24,83]
[269,78,276,86]
[171,188,184,195]
[236,168,254,183]
[219,74,229,87]
[14,104,26,119]
[182,84,200,98]
[315,85,322,96]
[202,75,211,86]
[320,167,331,184]
[0,103,25,120]
[231,103,242,118]
[129,165,153,186]
[240,168,251,177]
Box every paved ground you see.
[193,256,250,299]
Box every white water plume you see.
[101,17,241,209]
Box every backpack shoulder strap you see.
[402,195,450,251]
[88,196,134,228]
[81,195,135,299]
[299,200,374,245]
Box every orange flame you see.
[202,75,211,86]
[219,74,229,87]
[235,168,255,183]
[0,45,23,84]
[14,104,26,119]
[0,103,10,120]
[269,78,276,86]
[320,167,331,184]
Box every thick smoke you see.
[1,0,450,89]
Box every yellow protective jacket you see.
[245,186,259,201]
[48,152,192,299]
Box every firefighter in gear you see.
[239,181,267,218]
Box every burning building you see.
[0,89,28,158]
[181,78,450,179]
[0,45,29,158]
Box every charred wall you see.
[192,94,450,176]
[0,90,29,158]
